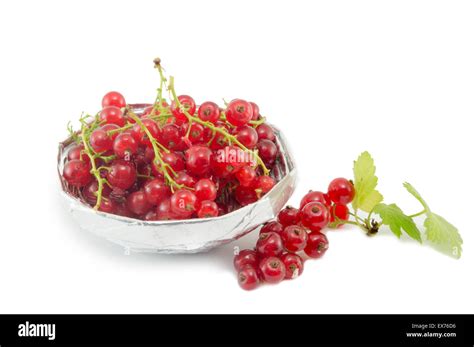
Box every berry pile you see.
[62,59,279,220]
[234,177,355,290]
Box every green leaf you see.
[425,213,463,259]
[403,182,430,212]
[352,151,383,212]
[373,203,422,242]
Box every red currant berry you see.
[185,145,212,176]
[83,180,112,205]
[258,257,286,284]
[256,231,284,257]
[281,225,308,253]
[181,122,204,144]
[67,145,89,163]
[158,124,181,149]
[170,189,197,218]
[100,106,125,127]
[260,221,284,235]
[113,133,138,159]
[102,91,126,109]
[300,202,330,232]
[328,177,355,205]
[330,203,349,225]
[194,178,217,201]
[127,190,152,215]
[162,151,185,172]
[277,206,301,227]
[281,253,304,279]
[304,231,329,259]
[98,198,117,214]
[236,125,258,148]
[171,95,196,122]
[131,119,160,147]
[238,265,260,290]
[249,101,260,121]
[90,124,119,153]
[156,198,176,220]
[253,175,275,196]
[107,160,137,190]
[197,200,219,218]
[197,101,220,123]
[256,139,278,166]
[235,166,257,187]
[235,185,258,206]
[63,159,92,187]
[256,123,275,141]
[175,171,197,188]
[225,99,252,126]
[143,178,171,205]
[144,210,158,221]
[299,190,331,209]
[234,249,259,271]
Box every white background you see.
[0,0,473,314]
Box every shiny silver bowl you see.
[57,105,297,254]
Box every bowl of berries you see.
[58,59,297,253]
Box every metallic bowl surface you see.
[57,105,297,253]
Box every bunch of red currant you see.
[62,60,279,220]
[234,177,355,290]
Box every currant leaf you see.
[352,151,383,212]
[424,213,463,259]
[373,203,422,242]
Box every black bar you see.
[0,314,472,346]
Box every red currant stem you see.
[107,124,133,135]
[97,166,111,172]
[79,122,107,210]
[127,112,184,191]
[167,75,270,175]
[348,211,366,225]
[408,210,426,218]
[126,107,170,154]
[249,117,266,127]
[137,173,154,179]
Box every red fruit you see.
[181,122,204,144]
[299,190,331,209]
[102,91,126,109]
[63,159,92,187]
[225,99,253,126]
[256,139,278,166]
[175,171,197,188]
[249,102,260,120]
[131,119,160,147]
[300,202,330,232]
[259,257,286,284]
[304,231,329,259]
[98,198,117,214]
[212,146,248,177]
[107,160,137,190]
[330,203,349,225]
[144,210,158,221]
[171,95,196,122]
[235,166,257,187]
[236,125,258,148]
[185,145,212,176]
[256,123,275,141]
[234,249,259,271]
[170,189,197,218]
[277,206,301,227]
[100,106,125,127]
[260,221,284,235]
[207,122,229,150]
[197,200,219,218]
[328,177,355,205]
[83,180,112,205]
[158,124,181,149]
[197,101,220,123]
[253,175,275,196]
[90,124,119,153]
[143,179,171,205]
[238,265,260,290]
[162,151,185,172]
[67,145,89,163]
[235,185,258,206]
[195,178,217,201]
[156,198,176,220]
[281,253,304,279]
[281,225,308,253]
[127,190,152,215]
[113,133,138,159]
[256,231,284,257]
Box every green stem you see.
[408,210,426,218]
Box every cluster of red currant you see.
[234,178,355,290]
[62,61,279,220]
